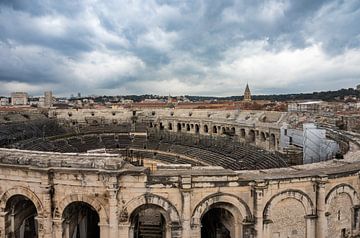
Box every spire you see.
[243,83,252,102]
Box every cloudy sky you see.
[0,0,360,97]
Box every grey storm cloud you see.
[0,0,360,96]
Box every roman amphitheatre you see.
[0,107,360,238]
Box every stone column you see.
[108,188,119,238]
[118,223,131,238]
[316,179,328,238]
[181,175,191,238]
[252,181,267,238]
[0,211,6,238]
[39,186,53,238]
[305,215,317,238]
[52,218,63,238]
[99,222,109,238]
[190,224,201,238]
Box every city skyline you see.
[0,0,360,97]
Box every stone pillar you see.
[252,181,267,238]
[39,184,54,238]
[108,188,119,238]
[234,221,241,238]
[118,223,131,238]
[305,215,317,238]
[0,211,6,238]
[35,216,52,238]
[316,179,328,238]
[52,218,63,238]
[99,222,109,238]
[190,224,201,238]
[181,175,191,238]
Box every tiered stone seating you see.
[8,125,287,170]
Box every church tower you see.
[243,83,252,102]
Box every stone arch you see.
[212,125,217,134]
[0,186,44,216]
[270,133,276,147]
[203,124,209,133]
[260,131,266,141]
[325,183,360,212]
[248,129,256,143]
[55,194,109,224]
[123,193,181,226]
[191,193,252,226]
[240,128,246,138]
[263,189,315,219]
[195,124,200,133]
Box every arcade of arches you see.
[0,149,360,238]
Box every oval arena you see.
[0,108,360,238]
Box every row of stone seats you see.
[0,119,67,146]
[13,130,286,170]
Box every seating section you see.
[0,119,67,146]
[2,119,287,170]
[14,129,287,170]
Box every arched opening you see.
[204,125,209,133]
[270,134,276,148]
[168,122,173,130]
[201,205,236,238]
[221,127,226,135]
[5,195,38,238]
[186,124,190,131]
[240,129,246,138]
[327,193,353,237]
[269,198,306,238]
[131,205,167,238]
[177,123,181,132]
[195,124,200,134]
[159,122,164,130]
[260,132,266,141]
[230,127,235,135]
[213,126,218,134]
[248,130,255,143]
[62,201,100,238]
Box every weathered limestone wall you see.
[0,149,360,238]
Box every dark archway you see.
[195,124,200,134]
[230,127,236,135]
[204,125,209,133]
[5,195,38,238]
[62,201,100,238]
[260,132,266,142]
[248,130,255,143]
[168,122,173,130]
[177,123,181,132]
[213,126,218,134]
[201,207,234,238]
[240,129,246,138]
[131,205,166,238]
[186,124,190,131]
[270,134,276,148]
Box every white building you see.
[288,101,323,112]
[0,97,9,106]
[11,92,28,105]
